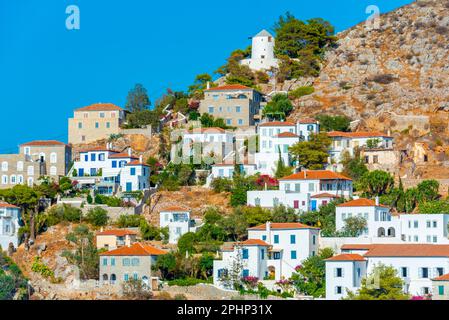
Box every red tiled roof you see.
[276,132,299,138]
[75,103,123,112]
[326,254,366,262]
[337,198,389,208]
[433,273,449,281]
[96,229,137,237]
[237,239,271,247]
[108,153,138,159]
[260,121,295,127]
[160,206,190,212]
[363,244,449,258]
[100,243,167,256]
[279,170,352,181]
[20,140,67,147]
[205,84,253,91]
[186,127,226,134]
[249,222,319,230]
[0,202,19,209]
[327,131,391,138]
[125,161,150,167]
[310,193,340,199]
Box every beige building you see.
[68,103,125,144]
[432,273,449,300]
[0,140,72,189]
[360,148,403,175]
[199,84,263,127]
[99,242,167,289]
[96,229,138,250]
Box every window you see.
[238,119,243,125]
[122,258,130,266]
[414,221,418,228]
[102,258,107,266]
[27,166,34,176]
[119,161,126,168]
[335,268,343,277]
[262,235,267,241]
[27,177,34,186]
[16,161,23,171]
[130,168,136,176]
[17,175,23,184]
[419,267,429,278]
[436,267,444,277]
[422,287,430,295]
[95,122,99,128]
[83,112,88,118]
[217,269,228,278]
[308,183,314,192]
[133,273,138,280]
[373,155,379,164]
[10,175,16,184]
[99,153,105,161]
[242,249,249,259]
[111,112,116,118]
[106,122,110,128]
[293,200,299,209]
[291,251,297,259]
[290,235,296,244]
[426,220,431,228]
[433,221,438,228]
[100,112,105,118]
[78,122,82,129]
[1,161,8,172]
[124,274,129,281]
[226,119,232,125]
[335,286,342,294]
[176,227,182,235]
[273,198,279,207]
[50,152,57,163]
[50,166,57,176]
[131,258,140,266]
[433,236,438,243]
[111,258,115,266]
[255,198,261,206]
[312,235,316,245]
[208,107,214,113]
[401,267,408,278]
[261,249,265,259]
[274,235,279,244]
[439,285,445,296]
[242,269,249,277]
[91,154,96,161]
[236,106,241,113]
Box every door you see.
[293,200,299,209]
[126,182,132,192]
[78,168,84,177]
[311,200,317,211]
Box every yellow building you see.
[68,103,125,144]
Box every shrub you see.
[31,257,54,279]
[288,86,314,99]
[167,278,211,287]
[85,207,109,227]
[211,177,233,193]
[122,279,153,300]
[87,194,93,204]
[370,74,395,85]
[116,214,144,228]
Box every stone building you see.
[0,140,72,188]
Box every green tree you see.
[291,248,334,298]
[419,200,449,214]
[263,94,293,120]
[341,152,368,182]
[177,232,197,254]
[188,73,214,98]
[346,264,410,300]
[341,216,367,237]
[417,180,440,203]
[271,205,298,223]
[154,253,177,280]
[274,153,293,179]
[315,115,351,132]
[125,83,151,113]
[85,207,109,227]
[289,133,331,169]
[126,109,160,129]
[358,170,394,197]
[366,138,381,149]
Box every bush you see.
[167,277,211,287]
[85,207,109,227]
[31,257,54,279]
[289,86,314,99]
[116,214,144,228]
[87,194,93,204]
[45,204,82,225]
[211,177,233,193]
[122,279,153,300]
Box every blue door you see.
[126,182,132,192]
[311,200,317,211]
[78,168,84,177]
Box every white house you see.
[335,198,449,244]
[70,144,150,195]
[326,244,449,299]
[328,131,394,166]
[0,202,21,250]
[240,29,279,71]
[210,163,257,180]
[213,222,320,289]
[159,206,198,244]
[247,170,353,213]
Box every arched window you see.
[17,175,24,184]
[17,161,23,171]
[387,227,396,237]
[378,227,385,237]
[110,274,116,282]
[27,177,34,187]
[10,175,16,185]
[1,161,8,172]
[102,274,109,281]
[50,166,57,176]
[1,175,8,185]
[50,152,57,164]
[27,166,34,176]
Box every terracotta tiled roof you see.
[337,198,389,208]
[108,153,138,159]
[96,229,137,236]
[433,273,449,281]
[248,222,319,230]
[160,206,190,212]
[20,140,67,147]
[125,161,150,167]
[310,193,340,199]
[276,132,299,138]
[363,244,449,258]
[279,170,352,181]
[260,121,295,127]
[205,84,253,91]
[237,239,271,247]
[326,254,366,262]
[0,202,19,209]
[341,244,374,251]
[75,103,123,112]
[186,127,226,134]
[327,131,391,138]
[298,118,318,124]
[100,243,167,256]
[79,146,119,153]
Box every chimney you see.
[139,155,143,163]
[375,196,379,206]
[128,148,132,156]
[304,170,307,179]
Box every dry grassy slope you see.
[288,0,449,128]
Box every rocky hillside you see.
[288,0,449,136]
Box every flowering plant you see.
[241,276,259,289]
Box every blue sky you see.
[0,0,413,152]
